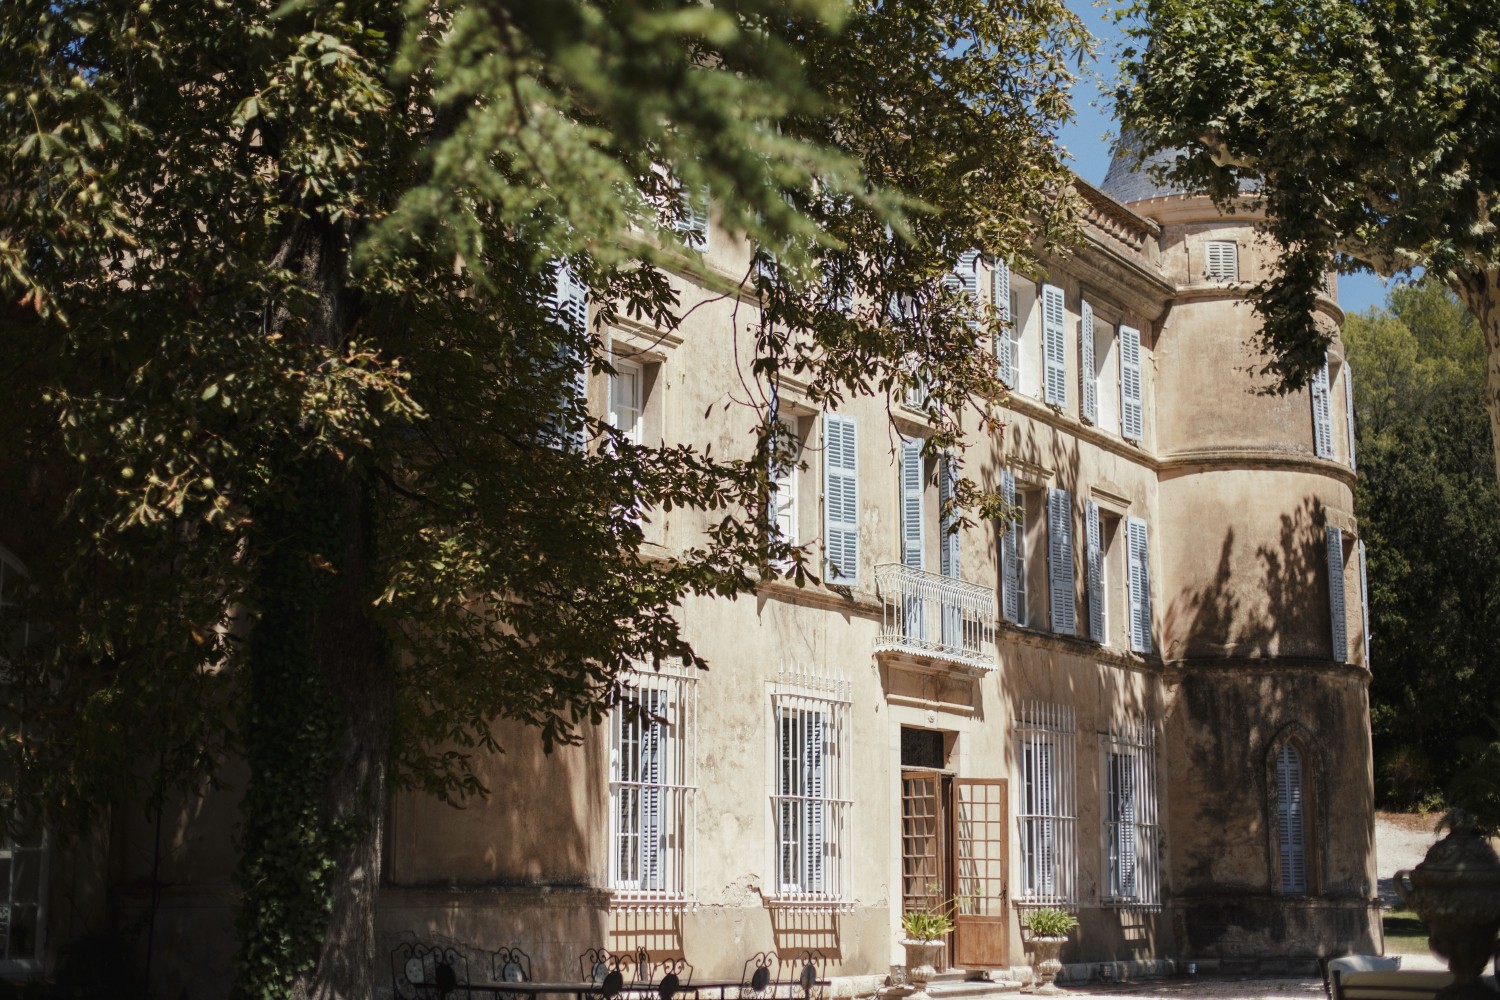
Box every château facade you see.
[0,154,1381,995]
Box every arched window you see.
[1274,742,1308,894]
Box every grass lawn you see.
[1384,907,1430,955]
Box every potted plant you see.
[899,902,955,1000]
[1022,907,1079,995]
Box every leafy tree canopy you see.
[1115,0,1500,478]
[1346,280,1500,826]
[0,0,1086,995]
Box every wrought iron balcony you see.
[874,563,997,672]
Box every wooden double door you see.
[901,772,1009,970]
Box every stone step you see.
[925,979,1026,998]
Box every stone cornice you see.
[1161,656,1371,685]
[1001,391,1160,471]
[1156,447,1357,488]
[996,621,1164,674]
[754,577,883,620]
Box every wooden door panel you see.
[953,778,1008,969]
[901,771,944,918]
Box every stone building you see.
[0,154,1381,994]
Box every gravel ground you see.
[1051,814,1450,1000]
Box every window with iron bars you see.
[609,660,696,908]
[1014,702,1077,907]
[770,665,852,908]
[1100,723,1162,908]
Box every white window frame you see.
[769,665,852,909]
[769,414,801,549]
[609,354,644,446]
[1014,702,1077,907]
[608,660,697,908]
[1099,723,1161,909]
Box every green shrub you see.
[1023,907,1079,937]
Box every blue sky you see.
[1059,0,1394,315]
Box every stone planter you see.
[1393,812,1500,1000]
[899,939,945,1000]
[1026,936,1068,995]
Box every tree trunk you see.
[1450,266,1500,483]
[235,214,390,1000]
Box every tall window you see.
[1100,724,1161,907]
[1000,472,1033,628]
[609,661,696,906]
[1274,742,1309,894]
[609,356,644,445]
[769,414,801,548]
[1014,702,1076,906]
[0,548,45,972]
[1010,282,1038,397]
[771,666,851,906]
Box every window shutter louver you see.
[1359,539,1371,668]
[954,251,981,300]
[939,456,960,578]
[1344,364,1357,470]
[806,712,826,892]
[939,455,962,646]
[548,265,591,450]
[1120,325,1143,442]
[993,260,1014,386]
[1042,284,1067,408]
[1127,517,1152,654]
[1001,471,1019,623]
[1119,754,1137,897]
[1276,743,1307,893]
[1046,487,1077,636]
[640,692,664,890]
[1311,358,1334,459]
[1327,525,1348,663]
[1080,301,1098,424]
[1205,240,1239,282]
[900,440,925,570]
[823,414,860,585]
[1085,500,1105,642]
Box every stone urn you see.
[1393,811,1500,1000]
[899,939,945,1000]
[1027,937,1068,995]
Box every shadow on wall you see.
[769,908,842,965]
[1163,495,1329,663]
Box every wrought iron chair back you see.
[647,956,693,1000]
[392,941,471,1000]
[491,946,533,991]
[738,951,779,999]
[578,948,636,998]
[786,950,825,1000]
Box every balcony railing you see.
[874,563,997,672]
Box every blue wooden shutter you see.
[1120,325,1143,442]
[1276,743,1307,892]
[1344,364,1357,470]
[1311,358,1334,459]
[806,711,826,892]
[900,440,925,570]
[1117,753,1137,897]
[823,414,859,585]
[939,455,960,578]
[1001,471,1018,623]
[1080,301,1097,424]
[993,260,1013,386]
[954,251,981,300]
[550,265,590,449]
[1205,240,1238,282]
[939,455,961,647]
[640,690,664,890]
[1127,516,1151,653]
[1085,500,1105,643]
[1046,487,1076,636]
[1041,284,1067,408]
[1327,525,1348,662]
[1359,539,1371,667]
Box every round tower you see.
[1101,151,1379,967]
